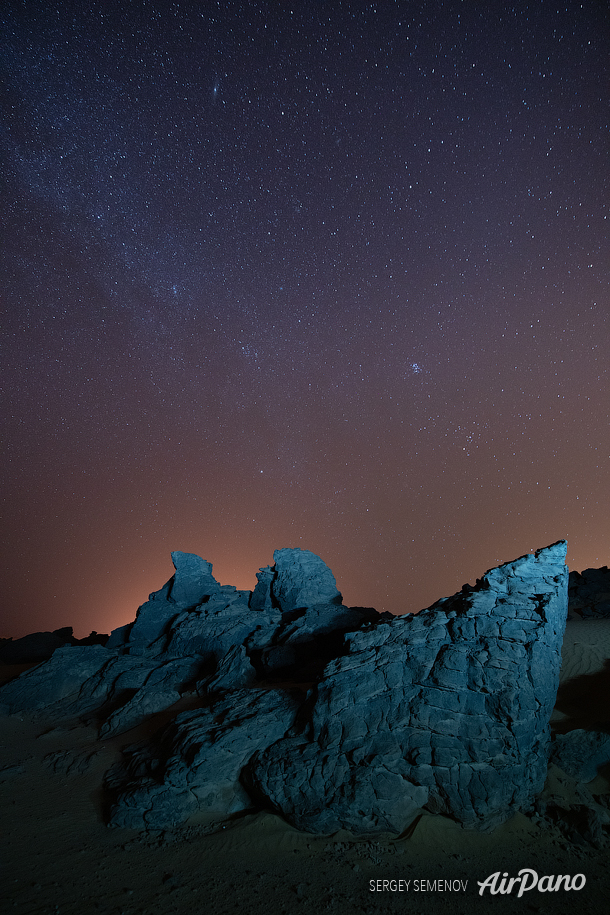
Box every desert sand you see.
[2,620,610,915]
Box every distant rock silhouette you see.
[0,627,107,664]
[0,541,594,835]
[568,566,610,618]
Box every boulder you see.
[247,541,569,833]
[250,548,342,613]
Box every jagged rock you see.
[107,552,224,655]
[204,644,258,693]
[250,548,342,613]
[568,567,610,619]
[104,623,131,650]
[98,657,201,737]
[106,688,300,829]
[0,646,112,715]
[259,603,382,678]
[247,541,569,833]
[0,646,201,736]
[167,551,220,605]
[0,542,575,836]
[0,548,346,733]
[551,730,610,782]
[249,565,276,611]
[163,589,278,663]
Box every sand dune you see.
[560,620,610,682]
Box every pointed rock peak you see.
[535,539,568,560]
[168,551,221,606]
[249,565,276,611]
[480,539,568,592]
[170,550,214,574]
[271,548,342,612]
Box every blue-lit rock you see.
[0,542,572,834]
[250,547,343,613]
[107,551,225,655]
[248,540,569,832]
[550,729,610,782]
[106,688,300,829]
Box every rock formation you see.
[568,566,610,618]
[106,688,301,829]
[248,540,569,833]
[0,541,575,834]
[251,547,343,612]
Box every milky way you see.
[1,1,608,638]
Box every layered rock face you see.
[0,549,354,736]
[106,689,301,830]
[0,542,571,834]
[249,541,569,832]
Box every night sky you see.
[1,0,608,640]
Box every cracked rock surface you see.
[248,540,569,833]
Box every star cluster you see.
[1,0,608,637]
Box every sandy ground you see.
[2,620,610,915]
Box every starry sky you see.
[1,0,608,639]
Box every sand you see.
[2,620,610,915]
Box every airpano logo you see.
[477,869,586,897]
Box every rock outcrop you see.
[106,689,301,829]
[247,541,569,832]
[106,551,228,654]
[0,541,573,835]
[0,549,345,731]
[568,567,610,619]
[250,548,343,612]
[0,645,200,737]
